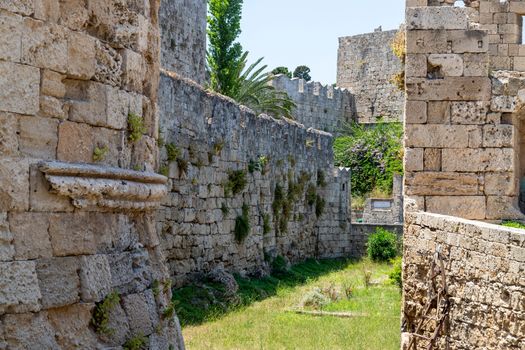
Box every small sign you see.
[371,199,392,209]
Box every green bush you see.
[367,228,398,262]
[334,122,403,197]
[271,255,288,274]
[234,204,250,243]
[389,257,402,290]
[502,221,525,230]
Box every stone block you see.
[426,196,486,220]
[0,0,33,15]
[65,80,108,126]
[47,303,99,349]
[485,172,517,196]
[67,31,96,80]
[424,148,441,171]
[406,54,427,78]
[94,40,123,86]
[463,53,489,77]
[49,213,97,256]
[405,124,471,148]
[19,115,59,159]
[10,212,52,260]
[405,101,427,124]
[36,257,80,309]
[405,172,481,196]
[34,0,60,22]
[405,148,424,172]
[39,95,68,120]
[106,86,130,130]
[29,164,74,212]
[407,30,488,55]
[0,11,22,62]
[121,48,145,93]
[0,61,39,115]
[486,196,524,221]
[79,255,112,302]
[0,213,14,262]
[98,302,130,346]
[3,312,59,349]
[58,0,89,31]
[428,54,463,77]
[57,121,94,163]
[0,261,41,314]
[406,77,491,101]
[108,249,152,295]
[92,126,125,167]
[122,292,154,336]
[41,69,66,98]
[442,148,515,172]
[406,7,473,30]
[0,112,19,156]
[482,125,515,148]
[0,158,29,211]
[21,18,68,73]
[451,101,489,125]
[427,101,450,124]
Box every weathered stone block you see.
[67,31,96,80]
[79,255,112,302]
[485,172,517,196]
[121,48,145,93]
[406,7,473,30]
[21,18,68,73]
[0,158,29,211]
[427,101,450,124]
[65,80,108,126]
[428,54,464,77]
[424,148,441,171]
[3,312,59,349]
[407,30,488,54]
[406,77,491,101]
[482,125,515,148]
[34,0,60,22]
[405,172,481,196]
[98,302,131,346]
[0,213,14,262]
[57,0,89,31]
[108,250,152,295]
[19,116,58,159]
[442,148,515,172]
[29,164,74,212]
[47,303,99,349]
[0,261,41,314]
[405,148,424,172]
[10,212,52,260]
[0,11,22,62]
[122,292,154,336]
[106,86,130,130]
[94,40,123,86]
[41,69,66,98]
[49,213,97,256]
[57,121,94,163]
[463,53,489,77]
[426,196,486,220]
[36,257,80,309]
[0,0,33,15]
[0,112,19,156]
[39,95,68,120]
[486,196,524,221]
[451,101,489,125]
[0,61,39,115]
[405,101,427,124]
[405,125,471,148]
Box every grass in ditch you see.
[173,259,401,350]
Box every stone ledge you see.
[39,161,168,211]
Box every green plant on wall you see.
[123,334,147,350]
[262,214,271,234]
[315,195,326,217]
[224,169,247,196]
[127,113,147,143]
[234,204,251,243]
[177,158,189,177]
[166,143,181,162]
[91,291,120,335]
[93,145,109,162]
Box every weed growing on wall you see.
[92,291,120,335]
[123,334,147,350]
[93,145,109,162]
[166,143,181,161]
[127,113,146,142]
[234,204,251,243]
[334,121,403,197]
[224,170,247,196]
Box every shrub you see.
[300,288,330,309]
[315,195,325,217]
[262,214,271,234]
[389,257,403,290]
[93,145,109,162]
[127,113,146,143]
[271,255,288,274]
[166,143,181,162]
[123,334,147,350]
[234,204,250,243]
[367,228,398,262]
[225,170,247,196]
[92,291,120,335]
[306,184,316,206]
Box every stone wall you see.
[337,29,404,124]
[404,1,525,221]
[270,75,356,134]
[0,0,184,348]
[402,211,525,350]
[157,72,352,286]
[160,0,207,85]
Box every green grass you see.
[175,259,401,350]
[501,221,525,230]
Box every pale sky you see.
[239,0,405,85]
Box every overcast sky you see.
[239,0,405,85]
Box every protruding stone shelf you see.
[39,161,168,211]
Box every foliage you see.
[213,140,225,155]
[166,143,181,162]
[293,65,312,81]
[389,257,403,290]
[300,289,330,309]
[92,291,120,335]
[263,214,271,234]
[248,155,269,173]
[234,204,250,243]
[306,184,317,206]
[317,169,327,188]
[315,195,326,217]
[127,113,147,143]
[221,202,229,216]
[390,71,405,91]
[390,29,406,91]
[271,255,288,274]
[159,164,169,177]
[224,170,247,196]
[207,0,244,96]
[93,145,109,162]
[163,300,180,319]
[367,228,398,262]
[501,221,525,229]
[351,195,366,210]
[334,122,403,197]
[272,184,285,216]
[177,158,189,177]
[272,66,292,78]
[123,334,147,350]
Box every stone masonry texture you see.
[337,29,405,124]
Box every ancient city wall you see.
[337,29,405,124]
[160,0,207,85]
[270,75,356,134]
[157,72,352,286]
[404,1,525,221]
[402,211,525,350]
[0,0,184,348]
